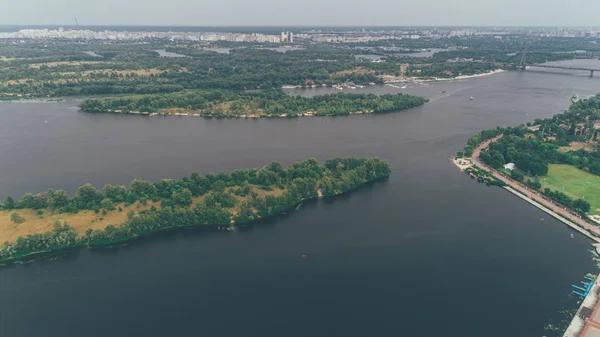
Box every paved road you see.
[471,136,600,238]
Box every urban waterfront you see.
[0,63,599,337]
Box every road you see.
[471,136,600,238]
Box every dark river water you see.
[1,62,599,337]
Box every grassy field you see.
[0,185,284,245]
[0,200,158,245]
[541,164,600,215]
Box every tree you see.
[3,196,15,210]
[511,170,524,182]
[76,184,102,208]
[488,151,505,169]
[171,188,193,207]
[100,198,116,211]
[10,212,24,224]
[85,228,93,240]
[573,199,591,213]
[51,190,69,209]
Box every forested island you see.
[457,94,600,217]
[1,36,595,100]
[0,157,391,264]
[79,91,428,117]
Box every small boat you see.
[571,233,575,239]
[470,97,474,100]
[441,90,447,94]
[401,85,407,89]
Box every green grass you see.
[540,164,600,215]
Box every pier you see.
[563,276,600,337]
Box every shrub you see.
[10,212,25,224]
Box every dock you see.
[563,276,600,337]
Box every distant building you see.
[504,163,516,171]
[280,31,294,43]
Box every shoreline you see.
[382,69,506,84]
[424,69,506,82]
[451,140,600,243]
[93,109,377,118]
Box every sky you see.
[0,0,599,27]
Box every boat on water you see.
[470,96,475,100]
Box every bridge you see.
[518,45,599,76]
[524,64,599,76]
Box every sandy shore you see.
[425,69,506,82]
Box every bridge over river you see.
[524,63,599,76]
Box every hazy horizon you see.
[2,0,599,27]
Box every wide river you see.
[1,62,599,337]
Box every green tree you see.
[171,188,193,207]
[573,199,591,213]
[3,196,15,210]
[511,170,524,182]
[100,198,116,211]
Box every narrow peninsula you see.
[0,157,391,264]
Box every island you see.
[0,157,391,265]
[453,94,600,238]
[79,91,428,117]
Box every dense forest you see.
[3,36,592,98]
[79,90,428,117]
[0,157,391,263]
[0,44,385,97]
[460,94,600,214]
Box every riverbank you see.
[381,69,506,84]
[103,108,377,118]
[426,69,506,82]
[0,157,391,265]
[451,139,600,242]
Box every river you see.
[1,61,599,337]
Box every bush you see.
[10,212,25,224]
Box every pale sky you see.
[0,0,599,27]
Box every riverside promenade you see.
[455,136,600,242]
[453,136,600,336]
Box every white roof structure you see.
[504,163,516,171]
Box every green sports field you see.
[541,164,600,215]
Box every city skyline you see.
[2,0,599,27]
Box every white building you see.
[504,163,516,171]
